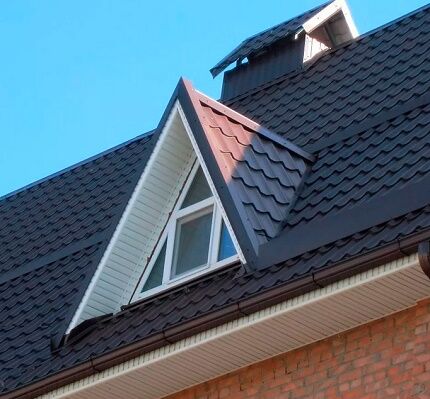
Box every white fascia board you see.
[66,102,180,334]
[302,0,359,38]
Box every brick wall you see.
[166,299,430,399]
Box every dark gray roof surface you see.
[0,134,155,394]
[225,4,430,149]
[210,2,329,77]
[2,2,430,396]
[0,134,154,276]
[190,90,311,246]
[8,202,430,393]
[0,243,103,392]
[286,101,430,229]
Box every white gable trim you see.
[67,101,244,332]
[302,0,359,39]
[66,102,182,333]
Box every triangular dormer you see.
[67,78,313,331]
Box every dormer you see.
[67,78,313,331]
[212,0,358,100]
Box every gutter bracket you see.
[312,273,324,288]
[90,357,102,373]
[397,238,409,256]
[418,241,430,279]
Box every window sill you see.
[133,254,240,302]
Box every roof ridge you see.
[223,2,430,105]
[0,130,154,203]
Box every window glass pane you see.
[181,167,212,208]
[218,221,236,261]
[141,242,166,293]
[173,210,213,277]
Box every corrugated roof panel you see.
[0,135,155,275]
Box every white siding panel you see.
[76,108,196,325]
[303,34,329,62]
[102,267,130,285]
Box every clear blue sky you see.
[0,0,427,196]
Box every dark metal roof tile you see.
[226,6,430,148]
[210,2,330,77]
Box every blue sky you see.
[0,0,427,196]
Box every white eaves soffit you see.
[302,0,358,63]
[67,101,244,331]
[40,254,430,399]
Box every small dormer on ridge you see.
[212,0,358,100]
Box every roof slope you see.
[0,134,155,394]
[0,135,153,277]
[287,102,430,229]
[0,78,313,394]
[210,1,329,77]
[225,3,430,149]
[0,243,103,392]
[185,86,312,246]
[7,202,430,394]
[2,3,430,397]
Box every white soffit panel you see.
[40,254,430,399]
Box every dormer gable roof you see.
[180,80,313,253]
[68,78,312,330]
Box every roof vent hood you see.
[212,0,358,101]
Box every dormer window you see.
[137,162,238,298]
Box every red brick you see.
[166,301,430,399]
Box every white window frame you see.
[134,162,239,300]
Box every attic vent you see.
[212,0,358,100]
